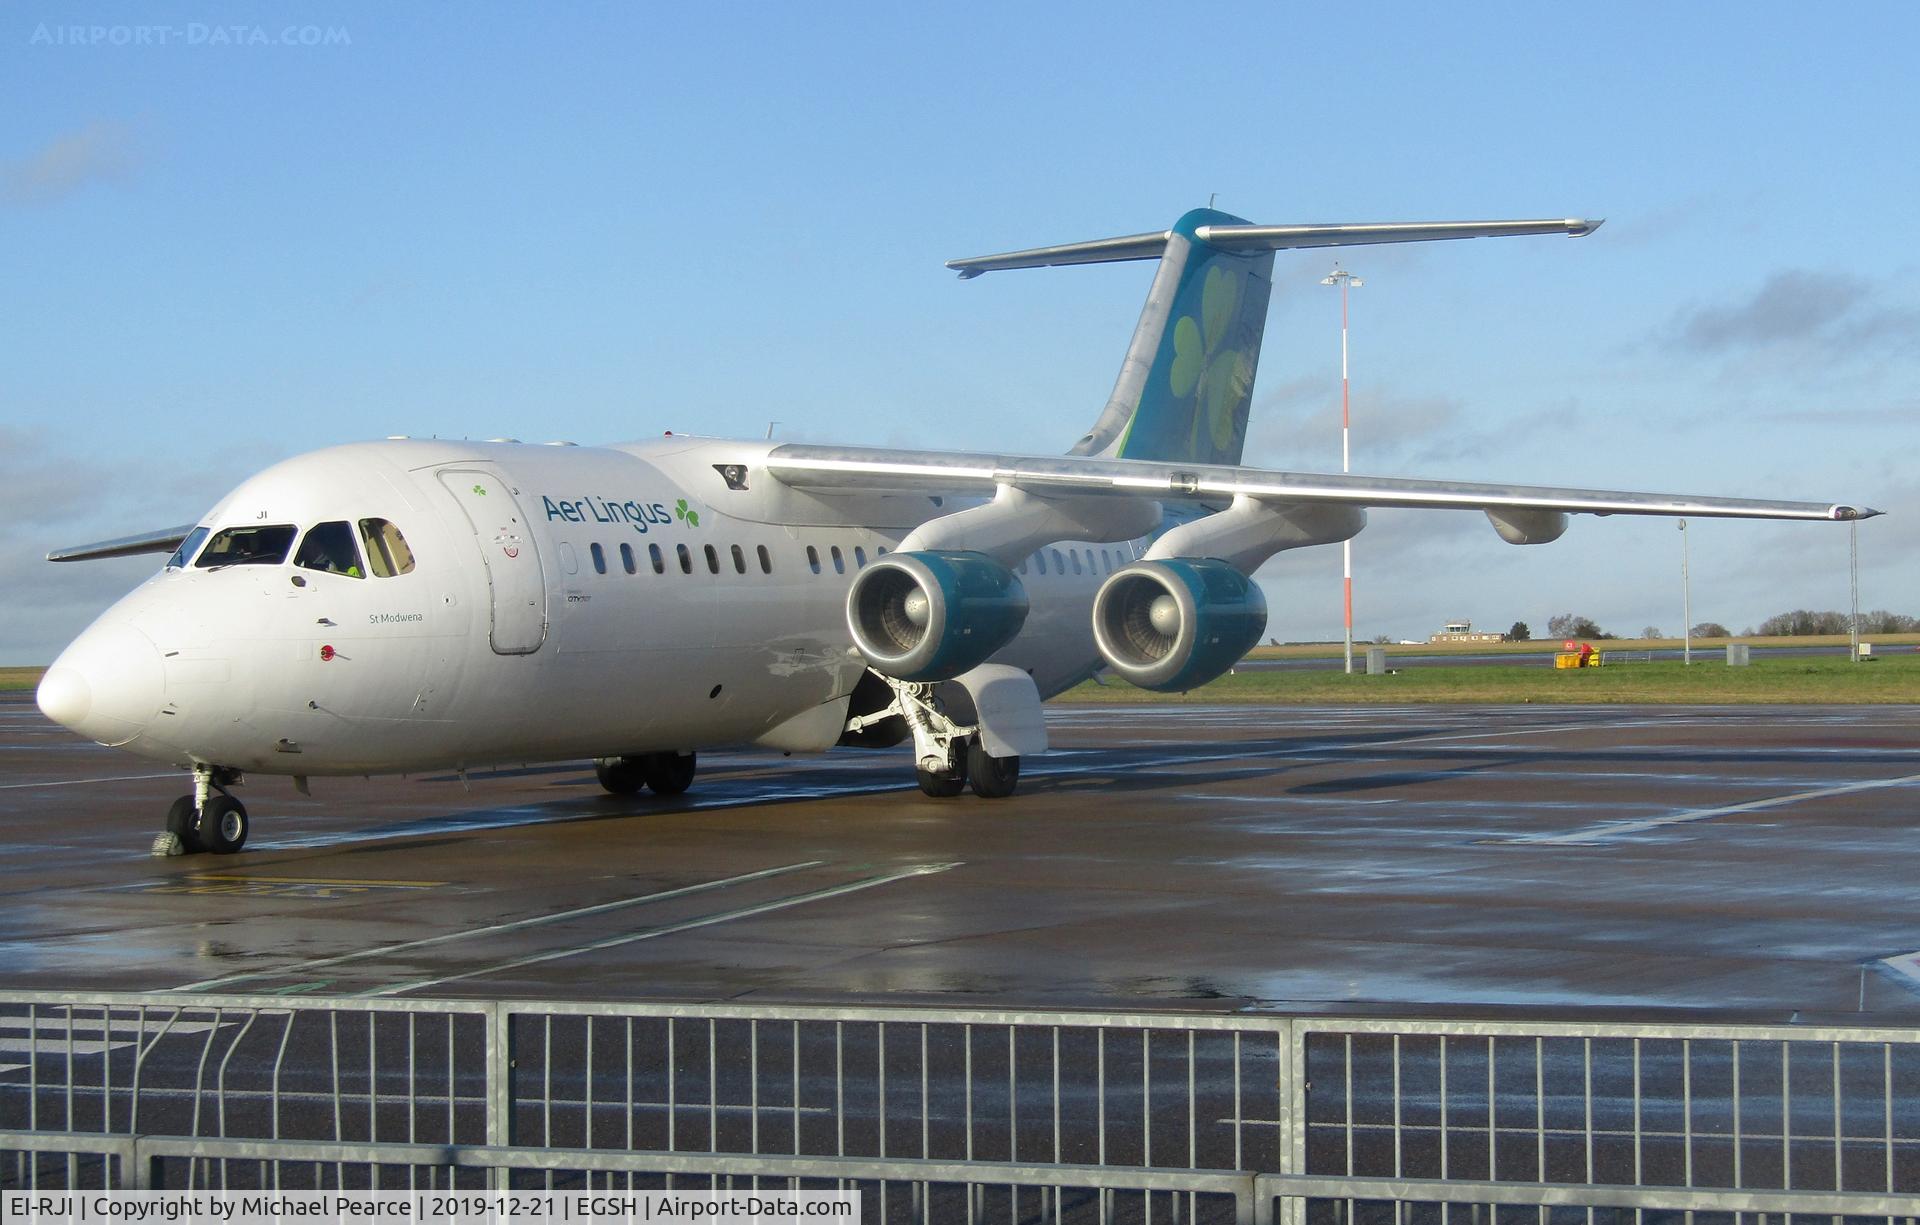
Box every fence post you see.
[1277,1020,1305,1225]
[485,1003,515,1190]
[127,1136,153,1190]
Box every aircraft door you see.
[437,469,548,654]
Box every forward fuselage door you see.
[437,468,548,654]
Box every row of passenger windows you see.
[1018,547,1131,577]
[577,540,1135,579]
[171,519,417,579]
[582,540,885,577]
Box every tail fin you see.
[947,210,1602,468]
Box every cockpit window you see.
[166,525,211,570]
[194,524,298,569]
[358,518,416,577]
[294,521,365,578]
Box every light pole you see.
[1321,264,1362,674]
[1850,519,1860,662]
[1678,519,1691,666]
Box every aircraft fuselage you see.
[43,437,1126,776]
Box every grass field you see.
[0,668,44,692]
[1059,653,1920,704]
[1244,633,1920,660]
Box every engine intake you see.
[847,550,1028,682]
[1091,558,1268,692]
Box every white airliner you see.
[37,209,1877,855]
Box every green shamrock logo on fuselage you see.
[674,498,700,528]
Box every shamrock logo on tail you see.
[1166,265,1254,462]
[674,498,700,528]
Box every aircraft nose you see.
[38,622,165,747]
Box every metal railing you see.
[5,991,1919,1223]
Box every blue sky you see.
[4,1,1916,662]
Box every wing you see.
[47,524,197,563]
[765,444,1877,523]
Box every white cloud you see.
[1,121,137,207]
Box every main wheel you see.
[165,795,203,854]
[966,740,1020,799]
[193,795,249,855]
[640,751,697,796]
[915,742,968,798]
[595,757,646,795]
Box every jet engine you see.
[1091,558,1268,692]
[846,550,1029,682]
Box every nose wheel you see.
[155,766,248,856]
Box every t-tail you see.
[948,209,1603,467]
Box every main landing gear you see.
[845,675,1021,800]
[594,751,698,797]
[156,765,249,857]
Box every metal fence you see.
[4,991,1919,1224]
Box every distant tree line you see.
[1746,609,1920,636]
[1535,610,1919,641]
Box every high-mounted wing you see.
[47,525,196,563]
[765,444,1877,523]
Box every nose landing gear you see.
[155,765,248,857]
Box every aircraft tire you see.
[915,742,968,798]
[194,795,249,855]
[595,757,647,795]
[965,740,1019,799]
[165,795,204,854]
[641,751,697,796]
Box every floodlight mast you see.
[1679,519,1692,666]
[1321,264,1362,674]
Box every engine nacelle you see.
[1091,558,1268,692]
[846,550,1029,682]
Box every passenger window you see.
[196,524,298,569]
[357,519,416,577]
[1017,559,1027,575]
[757,545,772,574]
[620,543,636,575]
[830,545,845,574]
[649,543,665,574]
[704,544,720,574]
[590,542,607,574]
[1085,548,1095,572]
[1070,550,1082,575]
[677,544,693,575]
[853,546,867,568]
[166,525,211,570]
[1051,548,1065,572]
[807,546,821,575]
[1101,549,1113,571]
[1035,552,1047,575]
[731,544,746,574]
[293,522,364,577]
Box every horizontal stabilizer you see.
[48,525,195,563]
[946,217,1599,278]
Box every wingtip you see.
[1570,218,1605,237]
[1833,505,1883,521]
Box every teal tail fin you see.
[1079,207,1271,465]
[946,209,1602,468]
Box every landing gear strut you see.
[594,751,698,797]
[156,765,248,857]
[845,673,1020,799]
